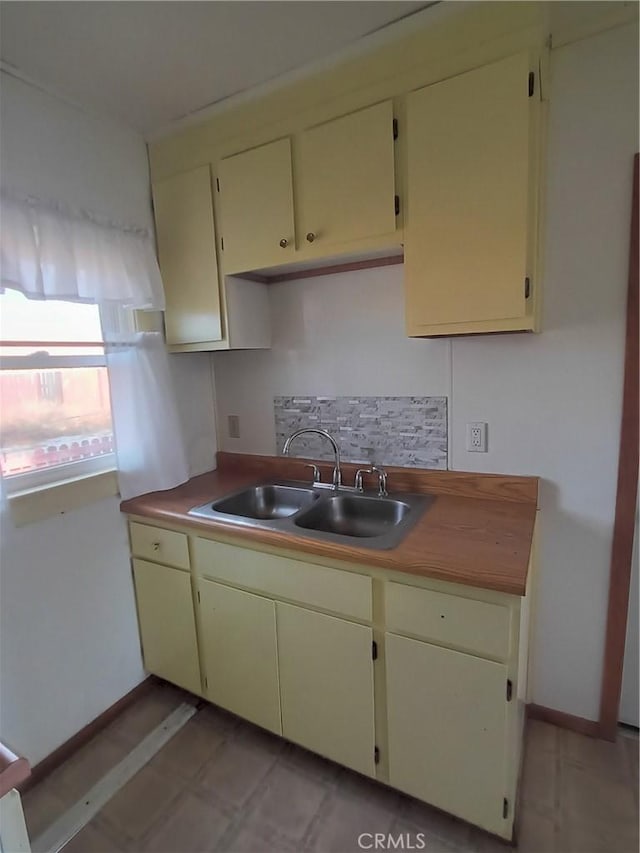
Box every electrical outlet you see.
[228,414,240,439]
[466,421,487,452]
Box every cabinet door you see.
[199,580,281,734]
[277,603,375,777]
[217,138,295,273]
[385,633,509,836]
[298,101,396,249]
[132,559,201,694]
[152,165,222,345]
[405,53,532,333]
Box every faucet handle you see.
[304,464,321,484]
[371,466,388,497]
[354,467,374,492]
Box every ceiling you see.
[0,1,431,138]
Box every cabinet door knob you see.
[152,542,160,551]
[279,238,289,248]
[306,232,316,243]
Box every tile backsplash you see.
[274,396,447,469]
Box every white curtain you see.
[0,189,165,308]
[1,190,190,500]
[101,307,190,500]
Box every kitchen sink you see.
[188,481,433,550]
[190,483,318,522]
[293,494,411,538]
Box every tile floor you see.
[21,682,639,853]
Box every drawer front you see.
[193,538,371,622]
[129,522,190,570]
[386,581,511,661]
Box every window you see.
[0,289,115,490]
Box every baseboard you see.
[18,687,603,794]
[19,677,155,793]
[527,703,601,738]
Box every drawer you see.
[193,538,371,622]
[129,522,190,570]
[385,581,511,661]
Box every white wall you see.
[0,497,143,764]
[213,22,639,722]
[213,264,451,455]
[0,74,152,227]
[0,73,217,763]
[168,352,217,477]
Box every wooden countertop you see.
[0,742,30,799]
[121,453,538,596]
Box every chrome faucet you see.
[282,428,342,490]
[372,466,388,497]
[354,465,388,497]
[354,467,373,492]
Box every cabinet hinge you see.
[506,679,513,702]
[221,236,225,251]
[197,590,201,603]
[216,177,220,192]
[204,676,208,689]
[524,277,531,299]
[394,195,400,216]
[372,640,378,661]
[374,746,380,765]
[503,798,509,819]
[528,71,535,98]
[393,118,398,140]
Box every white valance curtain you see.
[0,189,189,500]
[0,189,165,308]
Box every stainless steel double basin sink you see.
[189,482,433,550]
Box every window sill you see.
[8,469,119,527]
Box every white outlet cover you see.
[228,414,240,439]
[466,421,487,452]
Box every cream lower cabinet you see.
[277,602,376,777]
[132,558,201,695]
[198,579,281,735]
[386,634,509,836]
[128,524,528,841]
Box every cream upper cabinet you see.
[385,633,510,836]
[198,579,281,734]
[152,165,222,346]
[276,602,376,777]
[132,558,201,695]
[217,138,295,274]
[404,52,538,337]
[149,5,550,341]
[297,101,397,250]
